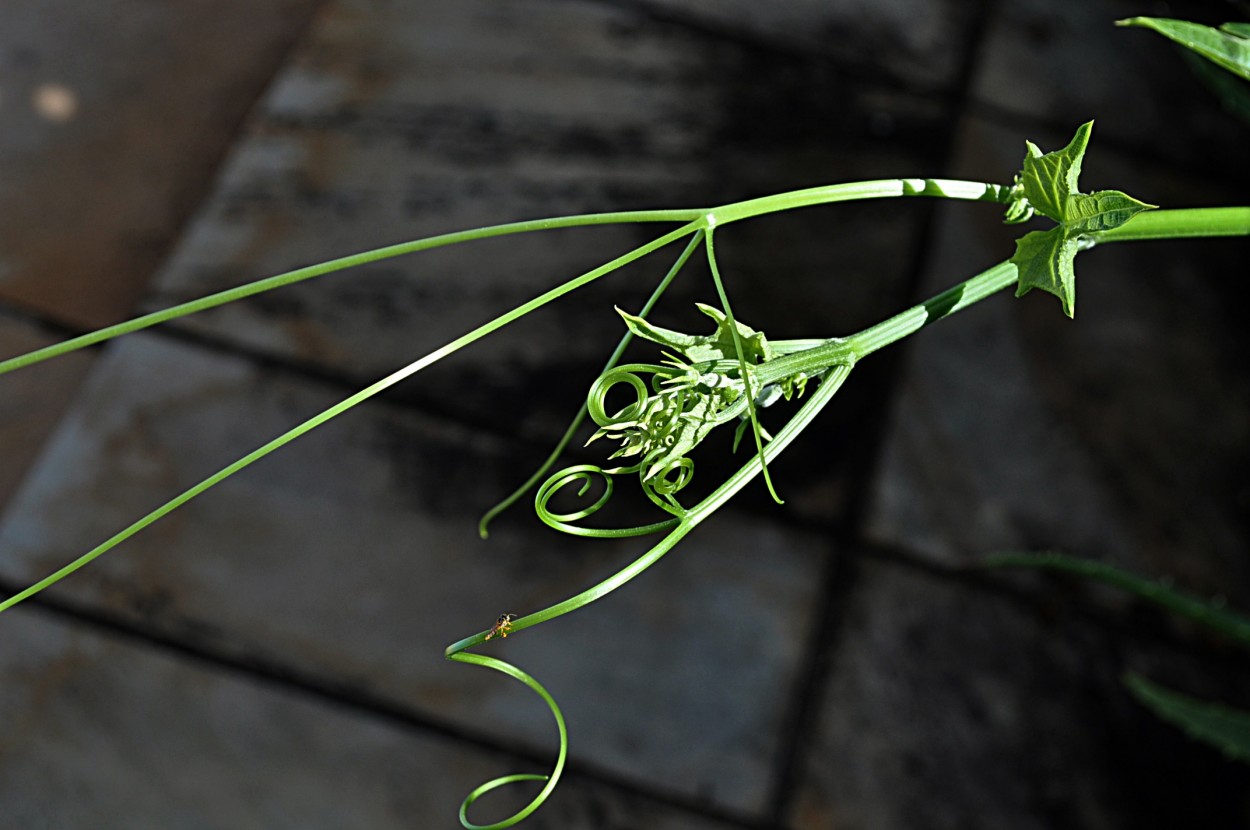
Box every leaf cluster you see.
[1008,121,1154,317]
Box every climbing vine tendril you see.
[0,128,1245,827]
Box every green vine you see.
[1,109,1248,825]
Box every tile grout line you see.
[758,0,1003,823]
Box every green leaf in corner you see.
[1118,17,1250,83]
[1124,673,1250,763]
[1012,227,1079,317]
[1182,46,1250,127]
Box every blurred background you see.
[2,1,1249,827]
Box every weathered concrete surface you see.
[0,0,323,328]
[635,0,981,89]
[789,558,1250,829]
[4,0,1249,827]
[0,316,95,507]
[0,333,831,814]
[137,0,944,456]
[0,606,744,829]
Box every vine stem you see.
[758,205,1250,376]
[0,178,1009,378]
[477,231,705,538]
[444,363,853,827]
[0,177,1012,614]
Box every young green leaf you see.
[1118,17,1250,82]
[615,303,773,365]
[1124,673,1250,763]
[1008,122,1155,317]
[1064,190,1158,234]
[1019,121,1091,221]
[1012,227,1080,317]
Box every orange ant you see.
[485,613,517,640]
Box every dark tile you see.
[790,558,1250,829]
[0,606,747,829]
[0,0,323,328]
[634,0,986,91]
[136,0,943,467]
[0,333,831,815]
[0,314,95,509]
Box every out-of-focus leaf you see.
[1182,46,1250,127]
[1125,673,1250,763]
[985,551,1250,647]
[1118,17,1250,82]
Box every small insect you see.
[485,613,517,640]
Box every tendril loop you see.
[446,651,567,830]
[535,464,679,538]
[644,453,694,498]
[587,363,673,427]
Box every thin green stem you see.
[0,222,700,614]
[706,178,1012,225]
[704,225,782,503]
[762,204,1250,373]
[1089,206,1250,242]
[444,363,852,828]
[0,177,1011,377]
[445,363,853,652]
[847,261,1019,360]
[447,651,567,830]
[0,210,703,377]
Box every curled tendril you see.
[639,453,693,517]
[445,650,566,830]
[449,364,855,829]
[587,360,746,482]
[535,464,680,538]
[538,344,793,536]
[586,362,677,427]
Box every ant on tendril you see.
[485,613,516,640]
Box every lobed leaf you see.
[1011,227,1079,317]
[1008,121,1154,317]
[1019,121,1091,222]
[1064,190,1156,234]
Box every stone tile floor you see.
[2,1,1248,828]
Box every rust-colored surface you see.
[0,0,324,329]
